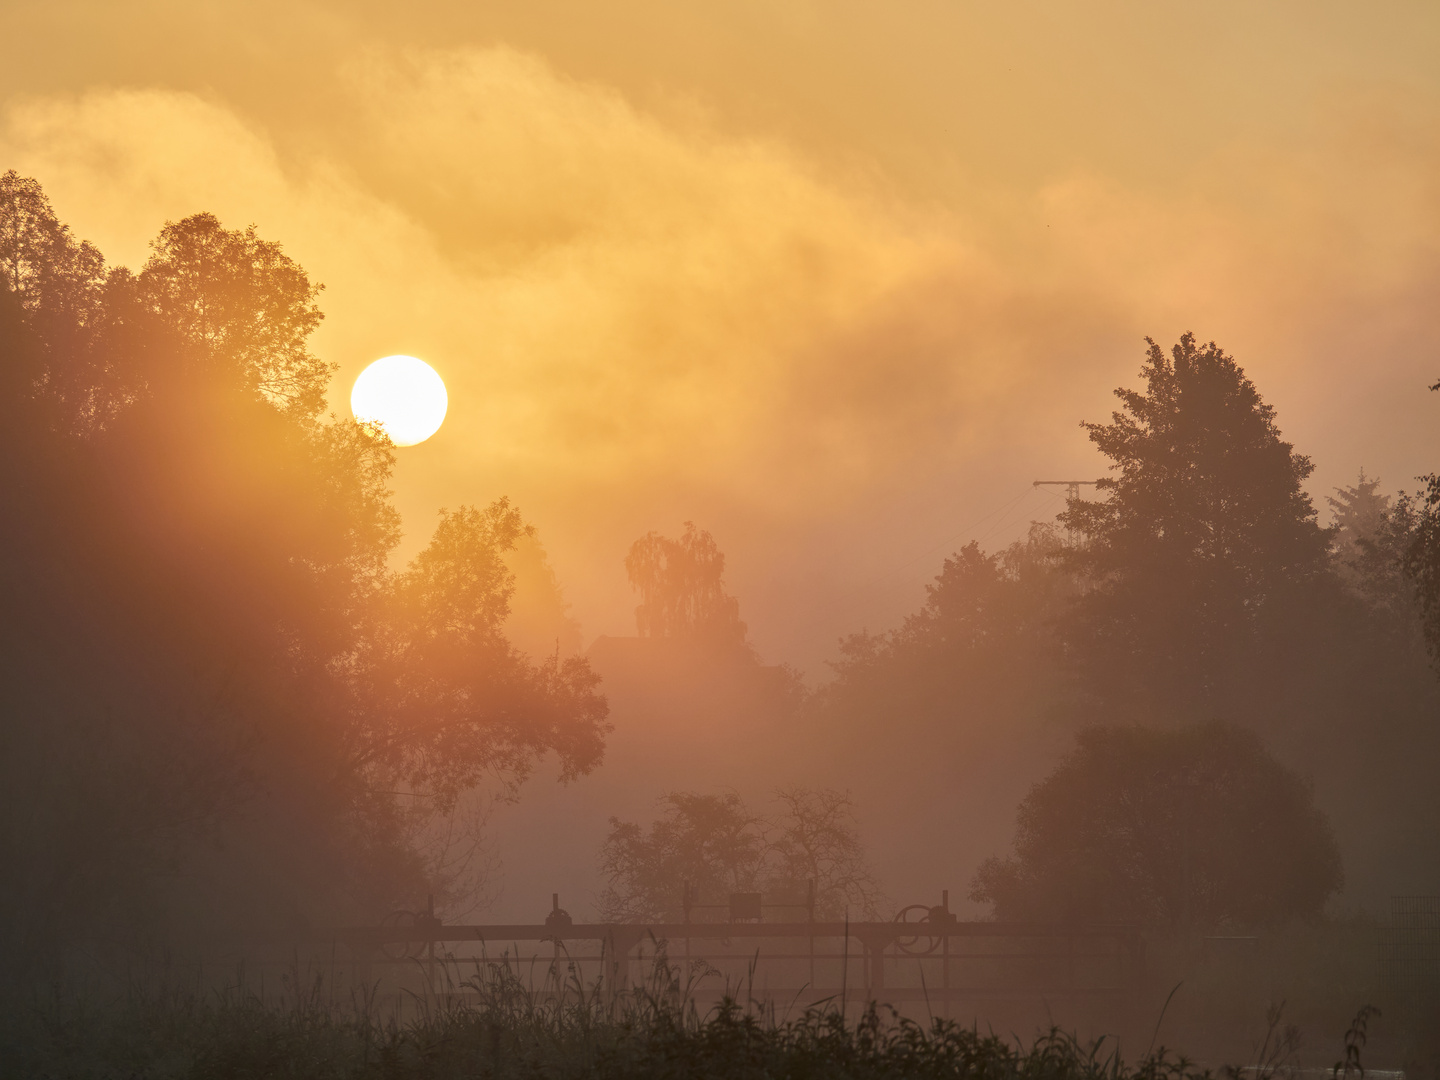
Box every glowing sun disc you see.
[351,355,448,446]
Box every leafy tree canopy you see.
[599,789,881,923]
[139,213,332,420]
[809,335,1439,927]
[626,522,746,647]
[1398,378,1440,666]
[0,174,607,973]
[970,723,1343,929]
[1060,334,1332,718]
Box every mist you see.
[4,1,1440,1072]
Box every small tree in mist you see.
[766,787,883,920]
[358,499,608,830]
[821,528,1070,711]
[1398,371,1440,668]
[1328,471,1428,634]
[504,531,585,660]
[1401,482,1440,666]
[970,723,1343,929]
[625,522,746,646]
[598,789,880,922]
[599,793,766,922]
[1329,472,1392,573]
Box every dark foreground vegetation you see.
[0,974,1239,1080]
[1,945,1408,1080]
[0,170,609,979]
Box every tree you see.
[1327,472,1422,625]
[1060,334,1332,720]
[1399,363,1440,666]
[970,723,1343,928]
[810,524,1071,773]
[0,170,105,327]
[831,527,1069,684]
[1401,483,1440,659]
[597,789,880,922]
[599,793,766,922]
[1329,472,1391,572]
[139,212,331,420]
[766,788,882,920]
[0,176,610,975]
[625,522,746,646]
[0,169,133,431]
[363,501,609,806]
[1387,372,1440,670]
[504,531,585,660]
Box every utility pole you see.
[1033,479,1102,501]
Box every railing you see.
[1380,895,1440,1002]
[312,909,1143,1008]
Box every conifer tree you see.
[1059,334,1331,720]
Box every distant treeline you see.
[6,168,1440,986]
[604,334,1440,930]
[809,334,1440,922]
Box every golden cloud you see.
[4,43,1439,651]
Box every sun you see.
[350,355,448,446]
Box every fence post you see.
[866,934,886,997]
[941,889,951,1019]
[807,878,816,995]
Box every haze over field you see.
[5,4,1440,1068]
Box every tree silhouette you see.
[971,723,1343,928]
[598,789,880,922]
[599,793,766,922]
[1399,374,1440,667]
[811,336,1440,934]
[364,501,608,806]
[1060,334,1332,720]
[139,213,331,420]
[811,525,1070,781]
[766,788,883,920]
[1399,479,1440,667]
[0,175,609,974]
[0,169,128,430]
[625,521,746,646]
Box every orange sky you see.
[4,0,1439,672]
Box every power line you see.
[1032,479,1102,501]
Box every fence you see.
[317,893,1143,1013]
[1379,895,1440,1002]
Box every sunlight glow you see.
[350,355,448,446]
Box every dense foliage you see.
[814,333,1440,926]
[599,789,882,922]
[0,975,1218,1080]
[0,172,608,977]
[1059,334,1332,723]
[970,723,1343,926]
[626,522,747,647]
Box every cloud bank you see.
[4,43,1438,663]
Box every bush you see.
[972,723,1343,928]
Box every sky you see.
[3,0,1439,673]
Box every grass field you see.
[0,945,1411,1080]
[0,954,1222,1080]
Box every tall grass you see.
[0,951,1220,1080]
